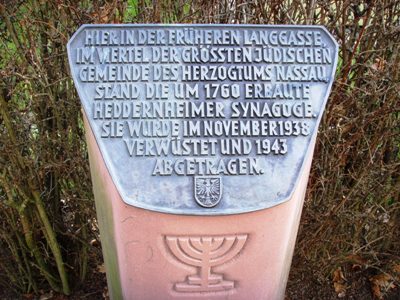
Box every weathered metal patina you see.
[68,24,338,215]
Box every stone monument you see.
[68,24,338,299]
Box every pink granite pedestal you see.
[84,115,314,300]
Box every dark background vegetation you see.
[0,0,399,299]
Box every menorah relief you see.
[165,234,248,292]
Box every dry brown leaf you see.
[370,58,386,72]
[392,264,400,281]
[371,282,382,299]
[347,254,367,270]
[370,273,396,299]
[333,267,346,282]
[97,263,106,273]
[334,282,347,298]
[393,264,400,274]
[39,290,53,300]
[333,267,347,297]
[103,286,109,299]
[347,254,367,265]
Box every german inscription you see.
[68,25,338,215]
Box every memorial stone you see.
[68,24,338,299]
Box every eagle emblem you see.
[194,177,222,208]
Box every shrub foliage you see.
[0,0,399,296]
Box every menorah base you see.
[188,274,222,285]
[175,276,234,292]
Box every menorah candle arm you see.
[209,237,235,259]
[190,237,223,253]
[209,235,247,266]
[166,237,202,267]
[209,237,225,251]
[189,239,205,253]
[179,239,204,261]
